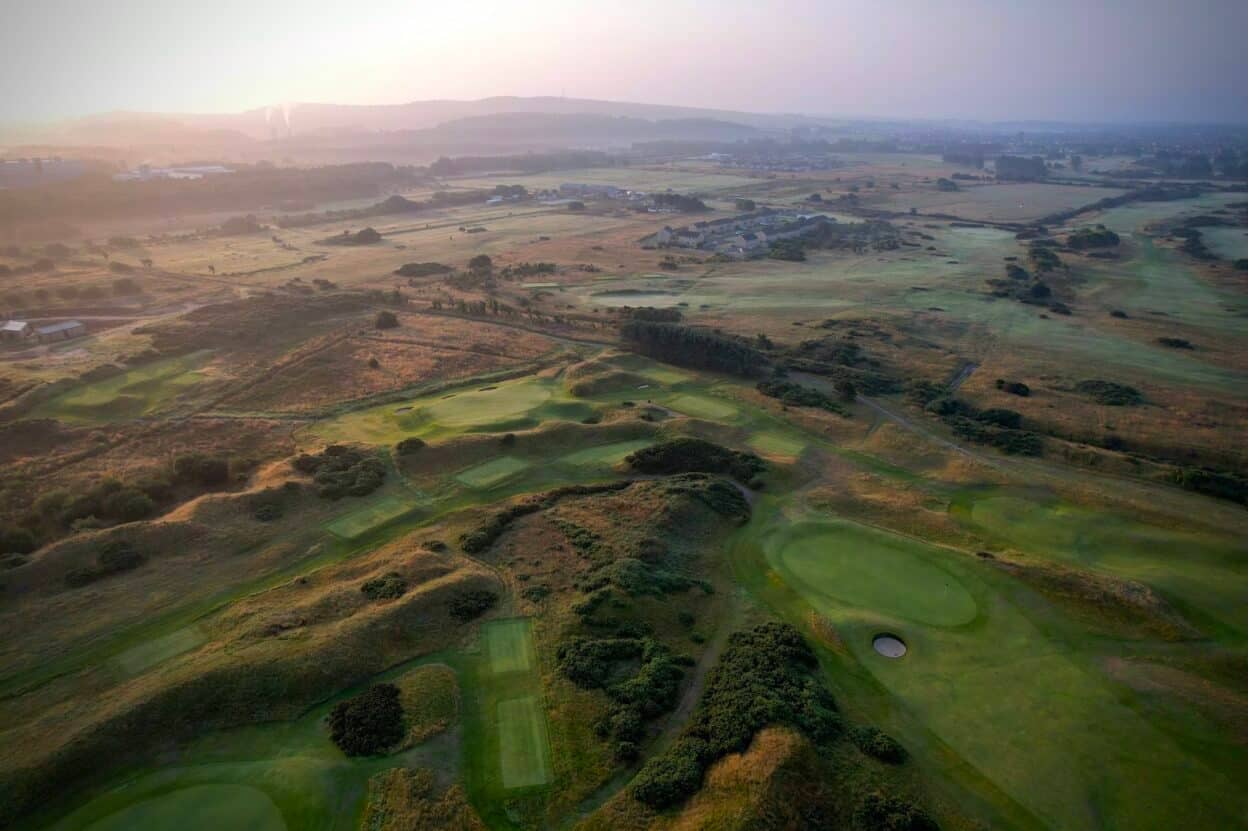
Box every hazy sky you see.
[4,0,1246,124]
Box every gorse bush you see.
[64,539,147,588]
[448,589,498,622]
[757,378,849,416]
[361,571,407,601]
[293,446,386,500]
[625,438,764,483]
[631,622,840,809]
[850,725,907,764]
[328,683,404,756]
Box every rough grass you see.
[394,664,459,748]
[748,431,806,459]
[74,784,286,831]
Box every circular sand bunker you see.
[873,634,908,658]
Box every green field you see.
[325,494,419,539]
[426,382,552,428]
[496,696,553,790]
[667,393,739,420]
[83,785,286,831]
[558,439,652,468]
[31,351,212,424]
[454,456,531,488]
[740,506,1248,831]
[748,431,806,458]
[483,618,536,675]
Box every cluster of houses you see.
[0,319,87,344]
[112,165,234,183]
[650,209,833,259]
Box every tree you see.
[375,310,399,329]
[467,254,493,276]
[734,198,756,212]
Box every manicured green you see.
[765,520,978,627]
[454,456,531,489]
[559,439,653,468]
[748,431,806,458]
[83,784,286,831]
[425,381,552,428]
[667,393,739,420]
[325,493,419,539]
[483,618,536,675]
[496,696,553,789]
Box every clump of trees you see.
[768,239,806,261]
[325,227,382,245]
[630,622,840,809]
[173,452,230,487]
[623,307,682,323]
[651,193,708,212]
[328,683,404,756]
[924,397,1041,455]
[620,320,768,377]
[757,378,849,416]
[850,725,907,764]
[853,790,939,831]
[1066,226,1120,250]
[292,446,386,499]
[1074,379,1142,406]
[394,262,451,278]
[626,438,764,483]
[64,539,146,588]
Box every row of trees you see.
[619,320,769,377]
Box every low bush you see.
[173,452,230,487]
[994,379,1030,396]
[1074,379,1142,406]
[1157,336,1193,349]
[375,310,399,329]
[757,378,849,416]
[850,726,907,764]
[64,540,146,588]
[0,525,35,555]
[328,683,404,756]
[853,790,939,831]
[394,437,426,455]
[361,571,407,601]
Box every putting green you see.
[84,785,286,831]
[454,456,531,489]
[483,618,536,675]
[497,696,553,790]
[558,439,653,468]
[325,494,417,539]
[749,431,806,458]
[766,520,977,627]
[668,393,739,420]
[424,380,551,428]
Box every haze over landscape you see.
[4,0,1248,125]
[2,3,1247,831]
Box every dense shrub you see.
[631,622,839,809]
[769,239,807,261]
[375,310,399,329]
[328,683,404,756]
[1157,336,1193,349]
[757,378,848,416]
[994,379,1030,396]
[293,446,387,500]
[626,438,764,483]
[394,262,451,277]
[361,571,407,601]
[625,307,682,322]
[853,790,939,831]
[0,525,35,555]
[173,452,230,487]
[850,726,907,764]
[64,540,146,587]
[1074,379,1142,406]
[394,437,426,455]
[1171,467,1248,505]
[976,408,1023,429]
[1067,226,1120,250]
[448,589,498,622]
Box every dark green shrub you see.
[1074,379,1142,406]
[0,525,36,555]
[395,437,426,455]
[757,378,848,415]
[850,726,907,764]
[448,589,498,622]
[995,379,1030,396]
[1157,337,1193,349]
[375,310,399,329]
[64,540,146,587]
[976,408,1022,429]
[631,737,710,808]
[328,683,404,756]
[173,453,230,487]
[626,438,764,483]
[253,502,282,522]
[361,571,407,601]
[853,790,938,831]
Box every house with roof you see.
[34,320,86,343]
[1,320,30,342]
